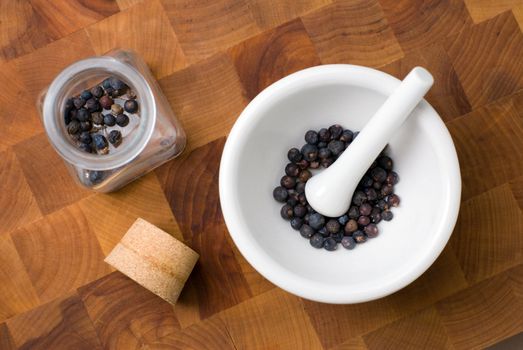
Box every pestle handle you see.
[305,67,434,217]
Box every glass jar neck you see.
[41,56,156,171]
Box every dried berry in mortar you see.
[272,124,400,251]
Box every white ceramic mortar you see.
[219,65,461,304]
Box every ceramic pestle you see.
[305,67,434,217]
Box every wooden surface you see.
[1,0,523,349]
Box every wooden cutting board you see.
[1,0,523,349]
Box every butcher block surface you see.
[1,0,523,349]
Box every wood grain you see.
[10,204,111,303]
[445,11,523,108]
[0,234,40,322]
[464,0,523,23]
[1,0,523,348]
[221,288,323,349]
[160,0,261,64]
[116,0,144,10]
[79,271,181,349]
[379,0,473,53]
[447,91,523,201]
[380,44,471,122]
[0,62,43,151]
[303,245,467,349]
[13,133,91,215]
[228,18,321,100]
[0,323,16,350]
[507,264,523,300]
[0,0,52,61]
[159,54,248,151]
[303,294,403,349]
[509,175,523,213]
[29,0,119,40]
[515,6,523,30]
[13,29,96,100]
[363,307,453,350]
[247,0,331,29]
[436,271,523,349]
[157,138,223,244]
[384,246,468,315]
[227,239,274,297]
[79,173,183,255]
[301,0,404,67]
[0,149,41,235]
[450,184,523,284]
[156,138,252,319]
[86,0,187,79]
[6,292,103,350]
[0,0,117,62]
[331,337,368,350]
[152,315,236,350]
[170,278,202,329]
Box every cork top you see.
[105,218,199,305]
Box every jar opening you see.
[42,57,156,171]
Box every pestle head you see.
[305,67,434,217]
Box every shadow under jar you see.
[37,49,186,192]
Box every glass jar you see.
[37,49,185,192]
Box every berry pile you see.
[273,125,400,251]
[64,76,139,155]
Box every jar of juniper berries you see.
[36,49,186,192]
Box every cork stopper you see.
[104,218,199,305]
